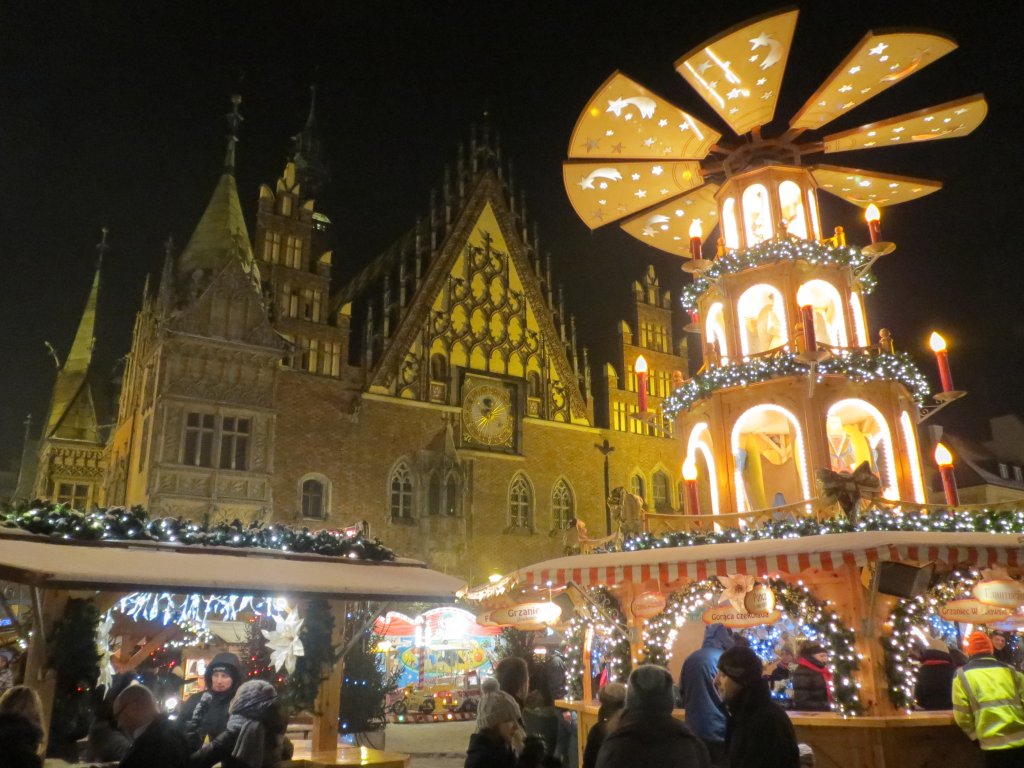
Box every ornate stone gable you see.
[367,174,590,424]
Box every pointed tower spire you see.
[224,94,243,175]
[291,84,331,197]
[158,236,176,316]
[65,229,106,375]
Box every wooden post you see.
[22,588,68,754]
[311,599,348,759]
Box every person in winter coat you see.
[0,685,45,768]
[114,684,191,768]
[179,651,242,750]
[791,643,831,712]
[680,623,734,763]
[0,649,15,693]
[83,683,132,763]
[582,681,625,768]
[915,636,954,710]
[465,678,548,768]
[716,645,800,768]
[190,680,292,768]
[596,664,711,768]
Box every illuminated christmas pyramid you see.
[562,9,985,518]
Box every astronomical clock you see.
[460,374,518,452]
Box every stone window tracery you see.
[389,461,414,520]
[509,473,533,530]
[551,478,574,530]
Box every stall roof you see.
[0,531,465,601]
[472,531,1024,595]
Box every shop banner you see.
[972,579,1024,610]
[938,598,1012,624]
[701,605,782,628]
[477,601,562,629]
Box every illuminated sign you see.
[701,605,782,629]
[478,602,562,629]
[938,599,1012,624]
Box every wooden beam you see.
[116,625,180,672]
[22,588,68,754]
[311,599,348,758]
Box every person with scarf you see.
[180,652,242,750]
[791,643,831,712]
[190,680,292,768]
[915,636,954,710]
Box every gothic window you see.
[509,473,533,530]
[551,479,574,530]
[264,231,281,264]
[56,482,90,510]
[183,413,215,467]
[284,235,302,269]
[430,354,448,382]
[629,473,646,501]
[527,371,541,398]
[280,195,292,217]
[652,470,671,512]
[390,462,414,520]
[219,416,251,470]
[301,477,326,519]
[445,474,459,516]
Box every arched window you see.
[742,183,773,244]
[389,461,413,520]
[797,280,847,348]
[687,422,721,517]
[705,302,729,363]
[527,371,541,398]
[778,180,807,239]
[849,292,869,347]
[827,399,899,500]
[444,474,459,516]
[807,190,822,239]
[652,470,671,512]
[429,353,448,382]
[737,284,788,355]
[551,479,574,530]
[731,405,810,512]
[629,473,646,501]
[301,477,326,519]
[509,474,533,530]
[722,197,740,249]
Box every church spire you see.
[224,94,243,175]
[291,84,330,197]
[65,228,107,375]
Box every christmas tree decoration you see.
[262,607,306,674]
[95,611,115,689]
[46,598,102,759]
[281,598,335,714]
[339,603,398,734]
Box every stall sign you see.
[632,591,667,619]
[478,602,562,629]
[938,599,1012,624]
[701,605,782,629]
[744,584,776,614]
[972,580,1024,610]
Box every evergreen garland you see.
[243,614,281,685]
[281,598,335,714]
[0,501,395,561]
[46,598,101,758]
[563,587,631,700]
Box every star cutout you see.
[678,123,691,132]
[760,90,773,100]
[879,55,889,62]
[868,42,888,56]
[605,129,615,136]
[756,77,767,86]
[708,80,718,90]
[697,60,712,75]
[848,65,862,74]
[954,108,968,115]
[583,137,600,151]
[651,165,664,176]
[659,188,669,195]
[635,189,647,199]
[726,88,744,100]
[892,126,905,133]
[674,209,685,217]
[591,209,605,221]
[923,116,934,122]
[624,113,633,121]
[657,118,668,127]
[631,173,641,181]
[749,32,772,50]
[729,107,739,114]
[598,199,607,205]
[641,226,656,238]
[643,137,656,147]
[838,84,852,93]
[606,98,628,116]
[611,142,624,153]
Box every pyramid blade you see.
[822,94,987,153]
[811,164,941,207]
[790,30,957,131]
[567,72,721,160]
[674,9,799,137]
[563,160,704,229]
[619,183,720,257]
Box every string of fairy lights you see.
[661,349,930,417]
[563,587,631,700]
[639,578,862,716]
[680,239,875,313]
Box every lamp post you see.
[934,442,960,507]
[595,439,615,535]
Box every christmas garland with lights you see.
[881,569,978,710]
[680,238,875,313]
[618,507,1024,554]
[661,349,930,417]
[641,578,862,716]
[0,501,395,561]
[564,587,631,700]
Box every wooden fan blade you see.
[562,160,704,229]
[567,71,721,160]
[674,8,799,137]
[619,183,721,256]
[810,164,941,207]
[790,30,957,132]
[821,94,987,153]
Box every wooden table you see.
[288,742,409,767]
[557,701,983,768]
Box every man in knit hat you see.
[952,630,1024,766]
[716,645,799,768]
[595,665,710,768]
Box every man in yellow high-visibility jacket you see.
[952,631,1024,767]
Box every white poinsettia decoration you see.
[717,574,757,614]
[980,566,1013,582]
[96,612,116,689]
[262,609,305,674]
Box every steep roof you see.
[175,170,258,283]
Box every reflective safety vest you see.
[952,656,1024,751]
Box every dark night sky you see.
[2,1,1022,469]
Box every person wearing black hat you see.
[791,643,831,712]
[716,646,799,768]
[595,665,710,768]
[914,636,954,711]
[178,652,242,750]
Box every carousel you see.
[466,8,1023,768]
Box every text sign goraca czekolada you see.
[702,605,782,629]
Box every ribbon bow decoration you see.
[816,461,882,521]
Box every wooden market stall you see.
[0,527,465,767]
[471,530,1024,768]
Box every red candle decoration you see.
[865,204,881,244]
[800,304,817,354]
[934,442,960,507]
[635,354,649,413]
[682,457,701,515]
[929,332,954,392]
[689,218,703,260]
[689,309,700,327]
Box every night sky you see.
[2,1,1021,470]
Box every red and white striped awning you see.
[508,532,1024,590]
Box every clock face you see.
[462,383,514,447]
